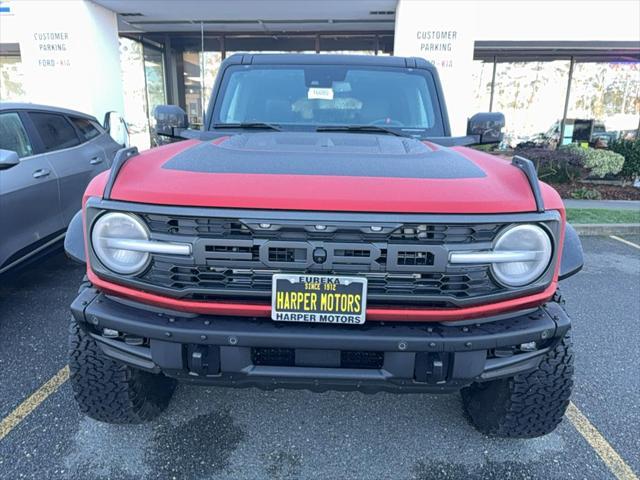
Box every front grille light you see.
[92,212,150,275]
[92,212,191,275]
[449,224,552,287]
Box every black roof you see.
[223,53,435,71]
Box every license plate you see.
[271,274,367,324]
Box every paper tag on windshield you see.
[308,87,334,100]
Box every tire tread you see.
[462,335,574,438]
[68,318,175,424]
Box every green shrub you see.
[609,138,640,179]
[570,187,602,200]
[471,143,498,153]
[584,149,625,177]
[561,144,625,178]
[515,147,585,183]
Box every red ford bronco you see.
[65,54,583,438]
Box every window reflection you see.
[143,45,167,138]
[182,51,223,128]
[568,62,640,135]
[492,61,570,147]
[470,60,493,113]
[0,55,25,101]
[119,38,150,150]
[119,38,167,149]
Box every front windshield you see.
[213,64,445,135]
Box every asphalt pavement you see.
[0,236,638,480]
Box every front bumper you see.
[71,287,571,393]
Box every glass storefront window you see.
[120,38,150,150]
[0,55,26,101]
[492,61,570,147]
[143,46,167,128]
[182,51,223,128]
[119,38,167,150]
[568,61,640,135]
[470,60,494,113]
[182,51,203,128]
[202,52,223,119]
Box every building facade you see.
[1,0,639,149]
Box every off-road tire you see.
[68,317,177,424]
[461,335,574,438]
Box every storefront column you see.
[488,56,497,112]
[163,35,178,105]
[559,56,575,148]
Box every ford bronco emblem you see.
[312,247,328,264]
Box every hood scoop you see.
[162,133,486,180]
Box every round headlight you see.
[491,224,552,287]
[91,212,150,275]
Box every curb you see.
[572,224,640,236]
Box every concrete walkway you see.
[562,199,640,210]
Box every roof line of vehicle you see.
[0,102,97,121]
[224,53,435,70]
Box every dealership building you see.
[1,0,639,149]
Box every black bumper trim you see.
[71,288,571,392]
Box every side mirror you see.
[0,149,20,170]
[467,112,505,145]
[152,105,188,138]
[103,111,129,147]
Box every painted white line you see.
[610,235,640,250]
[566,402,638,480]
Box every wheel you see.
[68,317,176,424]
[461,335,574,438]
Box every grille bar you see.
[144,213,502,244]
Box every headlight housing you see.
[491,224,552,287]
[91,212,150,275]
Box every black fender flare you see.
[559,223,583,280]
[64,210,86,264]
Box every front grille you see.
[133,212,511,307]
[252,347,295,366]
[251,347,384,369]
[268,247,306,263]
[143,261,500,306]
[340,350,384,369]
[396,250,434,266]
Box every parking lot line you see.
[0,365,69,442]
[0,351,636,480]
[566,402,638,480]
[609,235,640,250]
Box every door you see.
[0,111,63,270]
[101,134,121,163]
[28,112,105,225]
[75,116,121,163]
[69,115,116,169]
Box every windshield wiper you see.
[213,122,282,131]
[315,125,409,137]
